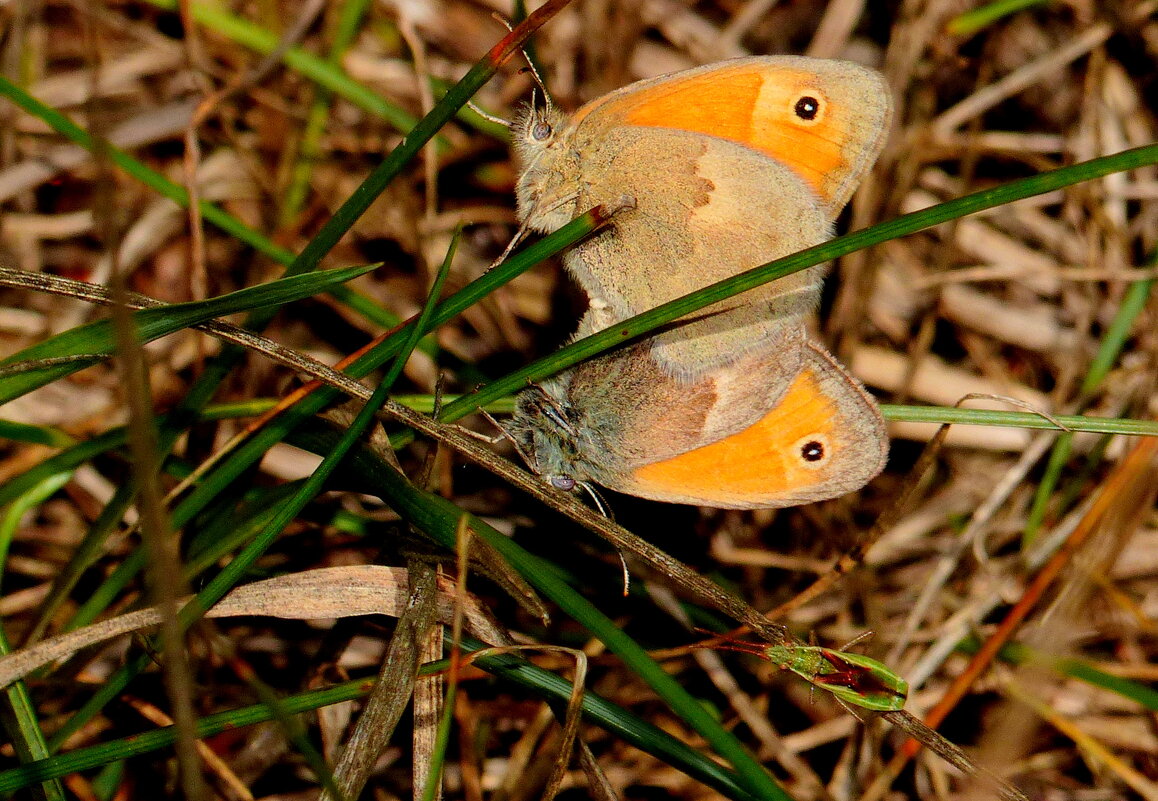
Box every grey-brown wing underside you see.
[564,127,831,382]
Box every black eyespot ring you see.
[793,95,821,121]
[800,440,825,462]
[551,475,576,491]
[531,120,553,141]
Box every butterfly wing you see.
[574,56,892,218]
[567,126,829,379]
[512,314,806,493]
[622,340,888,508]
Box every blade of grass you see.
[0,640,759,800]
[0,263,376,405]
[880,406,1158,437]
[438,142,1158,420]
[40,201,596,749]
[333,438,791,801]
[0,473,73,801]
[0,73,412,340]
[0,420,76,448]
[947,0,1052,36]
[26,208,604,683]
[957,638,1158,711]
[4,13,570,725]
[384,396,1158,437]
[0,0,569,467]
[180,236,456,627]
[0,75,294,264]
[140,0,424,137]
[138,0,574,497]
[281,0,376,223]
[1022,269,1156,546]
[0,402,275,517]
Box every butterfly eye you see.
[800,440,825,462]
[551,475,577,491]
[531,120,553,141]
[793,434,831,469]
[792,93,823,123]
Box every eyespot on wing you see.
[629,342,888,508]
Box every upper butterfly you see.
[512,56,891,382]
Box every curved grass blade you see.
[0,420,75,448]
[441,142,1158,420]
[1023,267,1156,545]
[324,434,791,801]
[0,264,376,405]
[880,406,1158,437]
[0,473,73,801]
[947,0,1051,36]
[0,638,759,800]
[39,208,602,749]
[958,637,1158,711]
[30,208,603,673]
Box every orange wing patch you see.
[612,66,849,209]
[573,59,886,215]
[616,68,764,152]
[631,366,839,507]
[749,76,848,206]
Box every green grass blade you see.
[0,264,376,405]
[880,406,1158,437]
[328,437,791,801]
[0,641,757,799]
[388,397,1158,437]
[0,473,73,801]
[159,0,569,438]
[1022,269,1156,545]
[39,212,592,746]
[281,0,377,223]
[0,74,295,264]
[0,430,128,510]
[947,0,1051,36]
[160,209,606,540]
[0,420,76,448]
[142,0,422,135]
[958,638,1158,711]
[179,240,456,640]
[440,143,1158,420]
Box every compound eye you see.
[551,475,577,491]
[531,120,553,141]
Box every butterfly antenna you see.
[491,10,553,113]
[523,61,554,114]
[467,101,511,128]
[578,481,612,520]
[612,547,630,597]
[533,384,580,439]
